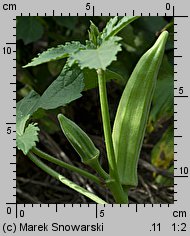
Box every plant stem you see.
[32,147,101,185]
[97,69,118,179]
[92,160,110,180]
[28,152,107,204]
[106,180,128,203]
[97,68,128,203]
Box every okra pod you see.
[112,31,169,186]
[58,114,109,180]
[58,114,100,165]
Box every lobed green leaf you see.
[16,90,40,154]
[23,41,85,68]
[71,36,122,70]
[16,123,40,155]
[16,90,40,135]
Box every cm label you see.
[173,210,187,218]
[3,3,16,11]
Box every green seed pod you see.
[112,31,169,187]
[58,114,100,167]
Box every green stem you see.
[97,69,118,179]
[92,160,110,180]
[97,68,128,203]
[32,147,101,185]
[28,152,107,204]
[106,180,128,203]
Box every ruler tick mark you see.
[16,203,18,218]
[173,6,175,17]
[174,175,189,178]
[174,15,189,18]
[174,95,188,98]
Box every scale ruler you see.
[0,0,189,234]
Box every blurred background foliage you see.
[16,16,174,203]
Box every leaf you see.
[152,123,174,187]
[149,56,174,125]
[16,65,84,154]
[101,16,140,41]
[155,165,174,186]
[88,21,100,46]
[16,123,40,155]
[16,90,40,135]
[38,64,84,110]
[23,41,85,68]
[16,90,40,119]
[83,68,123,90]
[71,36,122,70]
[16,90,41,154]
[17,65,84,115]
[151,124,174,170]
[17,17,44,45]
